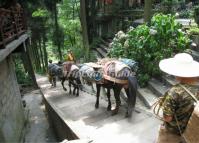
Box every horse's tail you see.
[128,76,137,110]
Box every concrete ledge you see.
[0,34,29,62]
[43,96,79,141]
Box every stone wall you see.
[0,56,25,143]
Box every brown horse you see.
[79,61,137,117]
[95,76,137,117]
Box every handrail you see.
[0,7,27,48]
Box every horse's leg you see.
[69,79,72,95]
[76,79,80,96]
[112,85,122,115]
[72,80,76,95]
[53,76,56,87]
[61,78,67,91]
[91,83,95,92]
[95,84,101,109]
[107,88,111,111]
[76,84,79,96]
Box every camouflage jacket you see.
[162,84,199,134]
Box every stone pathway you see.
[22,89,57,143]
[36,74,161,143]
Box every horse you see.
[95,76,137,117]
[57,62,82,96]
[79,60,138,117]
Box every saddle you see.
[80,59,134,84]
[48,64,60,76]
[79,63,103,82]
[63,62,78,77]
[103,61,131,84]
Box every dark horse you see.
[95,76,137,117]
[79,61,138,117]
[56,63,82,96]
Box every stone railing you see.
[0,8,27,48]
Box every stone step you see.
[148,78,169,97]
[99,44,108,53]
[96,47,107,58]
[93,48,104,58]
[137,88,159,109]
[100,39,110,47]
[161,75,177,87]
[190,50,199,62]
[106,38,112,43]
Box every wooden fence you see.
[0,8,27,48]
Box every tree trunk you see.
[54,3,63,61]
[35,41,42,71]
[38,38,45,72]
[42,35,48,72]
[144,0,152,23]
[22,41,38,88]
[80,0,90,61]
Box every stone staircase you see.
[93,38,112,59]
[92,36,199,112]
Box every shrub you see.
[108,14,190,87]
[188,27,199,35]
[14,56,32,85]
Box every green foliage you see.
[162,0,185,14]
[14,57,32,85]
[178,9,194,18]
[32,8,49,17]
[188,27,199,35]
[194,5,199,25]
[108,14,190,87]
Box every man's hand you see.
[164,114,173,122]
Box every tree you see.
[144,0,152,23]
[80,0,90,61]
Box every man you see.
[66,49,76,63]
[63,49,76,79]
[157,53,199,135]
[48,60,56,87]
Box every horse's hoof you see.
[111,108,119,116]
[76,94,79,97]
[107,106,111,111]
[95,104,99,109]
[125,112,129,118]
[63,88,67,91]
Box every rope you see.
[179,84,199,103]
[152,96,167,122]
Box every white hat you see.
[159,53,199,77]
